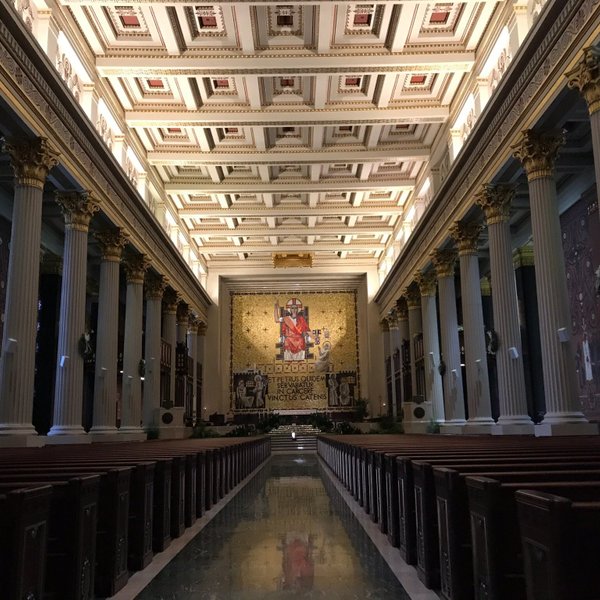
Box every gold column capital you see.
[163,289,180,314]
[475,184,515,225]
[176,301,190,325]
[512,129,565,182]
[55,191,100,232]
[3,137,60,189]
[94,228,129,262]
[431,248,457,279]
[450,221,482,255]
[396,298,408,321]
[123,254,150,284]
[566,46,600,116]
[405,284,421,308]
[386,308,400,329]
[145,273,168,299]
[415,270,437,297]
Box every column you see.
[513,130,597,435]
[380,319,390,416]
[120,254,149,437]
[90,229,129,436]
[386,309,400,419]
[197,321,207,419]
[450,221,495,432]
[476,185,534,434]
[567,46,600,204]
[432,249,466,431]
[143,273,167,430]
[416,271,445,423]
[187,317,199,426]
[176,302,189,409]
[162,289,179,408]
[397,300,410,407]
[405,284,422,402]
[0,137,59,444]
[48,192,100,441]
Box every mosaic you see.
[231,292,359,411]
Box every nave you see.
[121,454,432,600]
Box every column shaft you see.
[0,182,44,434]
[143,296,162,428]
[528,176,586,421]
[120,281,144,432]
[91,258,120,433]
[50,228,88,434]
[459,253,494,426]
[421,294,445,422]
[437,275,466,424]
[488,220,532,427]
[163,309,177,407]
[407,305,422,399]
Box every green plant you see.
[224,425,252,437]
[146,427,159,440]
[333,421,363,435]
[354,398,369,421]
[308,412,334,432]
[256,413,280,433]
[190,423,222,438]
[378,415,404,434]
[426,420,441,434]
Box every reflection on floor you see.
[114,455,438,600]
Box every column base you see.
[535,422,599,437]
[402,421,430,434]
[0,434,45,447]
[88,430,123,443]
[440,421,467,435]
[45,433,92,445]
[117,429,147,442]
[491,423,535,435]
[462,421,496,435]
[48,424,86,437]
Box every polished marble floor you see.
[134,456,414,600]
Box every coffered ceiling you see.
[55,0,505,272]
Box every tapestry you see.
[230,291,358,410]
[562,196,600,421]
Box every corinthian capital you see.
[405,284,421,309]
[163,289,180,313]
[566,46,600,116]
[450,221,482,255]
[94,228,129,261]
[3,137,60,189]
[512,129,565,182]
[176,301,189,325]
[415,271,437,297]
[475,184,514,225]
[397,298,408,320]
[145,273,168,299]
[431,249,457,279]
[123,254,150,284]
[55,191,100,232]
[386,308,400,329]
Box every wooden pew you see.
[516,489,600,600]
[0,483,53,600]
[467,477,600,600]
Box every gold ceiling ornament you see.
[272,252,313,268]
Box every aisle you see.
[132,455,415,599]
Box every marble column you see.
[120,254,149,436]
[476,185,534,434]
[416,271,445,423]
[162,289,179,408]
[513,130,597,435]
[450,221,495,432]
[48,192,99,441]
[397,300,410,407]
[90,229,129,435]
[380,319,390,416]
[143,273,167,429]
[432,249,466,431]
[567,46,600,207]
[0,138,59,444]
[187,317,199,425]
[386,308,400,419]
[197,321,206,418]
[405,285,422,402]
[176,302,189,409]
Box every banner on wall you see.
[230,292,359,411]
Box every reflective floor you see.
[135,455,412,600]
